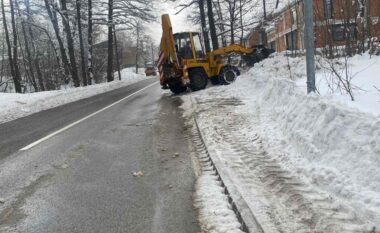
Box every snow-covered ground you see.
[257,52,380,116]
[194,172,245,233]
[0,68,151,124]
[182,54,380,232]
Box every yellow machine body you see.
[158,14,255,93]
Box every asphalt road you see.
[0,79,200,233]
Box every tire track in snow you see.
[189,117,264,233]
[192,97,373,233]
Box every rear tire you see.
[210,76,221,85]
[189,68,208,91]
[219,65,239,85]
[168,82,187,94]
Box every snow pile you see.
[313,53,380,116]
[252,53,306,80]
[0,68,150,124]
[194,172,244,233]
[182,54,380,228]
[238,70,380,221]
[257,53,380,116]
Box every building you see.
[247,0,380,53]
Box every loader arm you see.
[159,14,179,69]
[207,44,255,69]
[209,44,254,57]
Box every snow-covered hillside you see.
[0,68,150,124]
[182,54,380,232]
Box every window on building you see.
[291,9,297,25]
[332,24,357,41]
[259,31,267,45]
[270,41,276,50]
[324,0,333,19]
[285,30,297,51]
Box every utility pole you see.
[303,0,316,93]
[262,0,266,19]
[261,0,267,46]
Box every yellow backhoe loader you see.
[157,14,271,94]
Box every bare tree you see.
[88,0,94,85]
[44,0,71,83]
[206,0,218,49]
[1,0,19,92]
[106,0,114,82]
[113,25,121,80]
[25,0,45,91]
[0,0,154,93]
[198,0,211,52]
[60,0,80,87]
[9,0,22,92]
[135,21,140,74]
[76,0,87,86]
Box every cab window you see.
[178,35,193,59]
[192,34,205,59]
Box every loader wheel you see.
[210,76,221,85]
[189,68,208,91]
[219,65,239,85]
[169,82,187,94]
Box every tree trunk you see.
[21,22,38,91]
[113,26,121,81]
[88,0,93,85]
[206,0,219,50]
[25,0,45,91]
[106,0,114,82]
[216,0,227,47]
[199,0,211,52]
[44,0,70,83]
[0,40,4,84]
[239,0,244,45]
[135,23,139,74]
[229,1,235,44]
[9,0,22,93]
[15,0,38,91]
[7,0,22,93]
[2,0,16,92]
[76,0,87,86]
[60,0,80,87]
[18,36,33,91]
[262,0,267,19]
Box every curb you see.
[193,115,264,233]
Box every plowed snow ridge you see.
[181,59,380,231]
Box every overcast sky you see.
[145,0,196,45]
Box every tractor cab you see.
[174,32,205,64]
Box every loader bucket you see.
[242,46,275,66]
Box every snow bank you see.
[256,53,380,116]
[182,54,380,227]
[0,68,151,124]
[238,70,380,221]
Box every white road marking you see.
[20,82,158,151]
